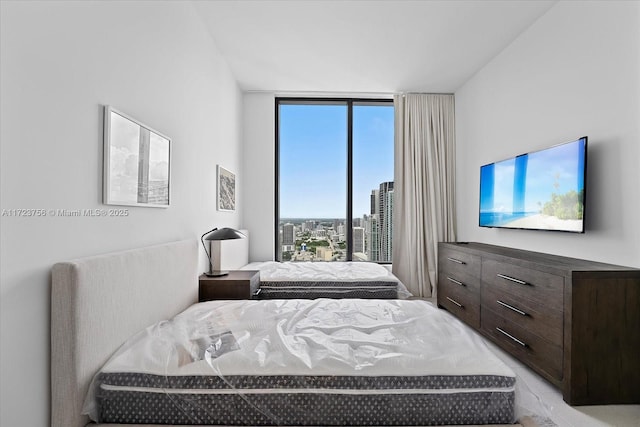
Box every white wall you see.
[242,92,276,261]
[455,1,640,268]
[0,2,243,426]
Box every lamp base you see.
[204,270,229,277]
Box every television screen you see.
[479,137,587,233]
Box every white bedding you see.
[85,299,516,425]
[241,261,412,298]
[242,261,396,282]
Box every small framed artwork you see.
[217,165,236,211]
[103,106,171,207]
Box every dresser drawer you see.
[438,247,481,290]
[482,259,564,312]
[439,269,480,292]
[438,279,480,329]
[482,283,563,347]
[482,307,563,382]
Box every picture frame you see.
[217,165,236,211]
[103,105,171,207]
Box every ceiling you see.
[193,0,556,95]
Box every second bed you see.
[242,261,412,299]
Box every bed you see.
[241,261,412,299]
[51,239,546,427]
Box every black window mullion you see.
[346,101,353,261]
[274,99,281,261]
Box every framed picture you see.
[103,106,171,207]
[217,165,236,211]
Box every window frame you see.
[275,97,394,262]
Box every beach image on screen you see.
[479,138,586,232]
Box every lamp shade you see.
[203,227,246,241]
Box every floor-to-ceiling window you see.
[276,98,394,262]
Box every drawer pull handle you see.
[496,327,527,347]
[446,297,463,308]
[447,277,465,286]
[497,273,528,286]
[447,257,466,265]
[496,300,527,316]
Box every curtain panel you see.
[392,94,456,298]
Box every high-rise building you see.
[370,190,378,215]
[365,183,393,262]
[353,226,365,253]
[282,223,294,244]
[366,190,380,262]
[379,182,394,262]
[282,223,295,252]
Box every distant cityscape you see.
[278,181,394,262]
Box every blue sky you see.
[480,139,586,213]
[279,103,394,219]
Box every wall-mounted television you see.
[479,136,587,233]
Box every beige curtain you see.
[392,93,456,299]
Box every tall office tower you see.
[353,227,365,254]
[361,215,369,258]
[368,189,380,262]
[379,181,394,262]
[367,215,379,262]
[353,218,361,228]
[370,189,379,215]
[282,223,295,252]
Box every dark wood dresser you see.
[437,242,640,405]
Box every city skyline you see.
[278,179,394,263]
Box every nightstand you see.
[198,270,260,301]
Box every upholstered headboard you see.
[51,239,198,427]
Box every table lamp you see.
[201,227,246,276]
